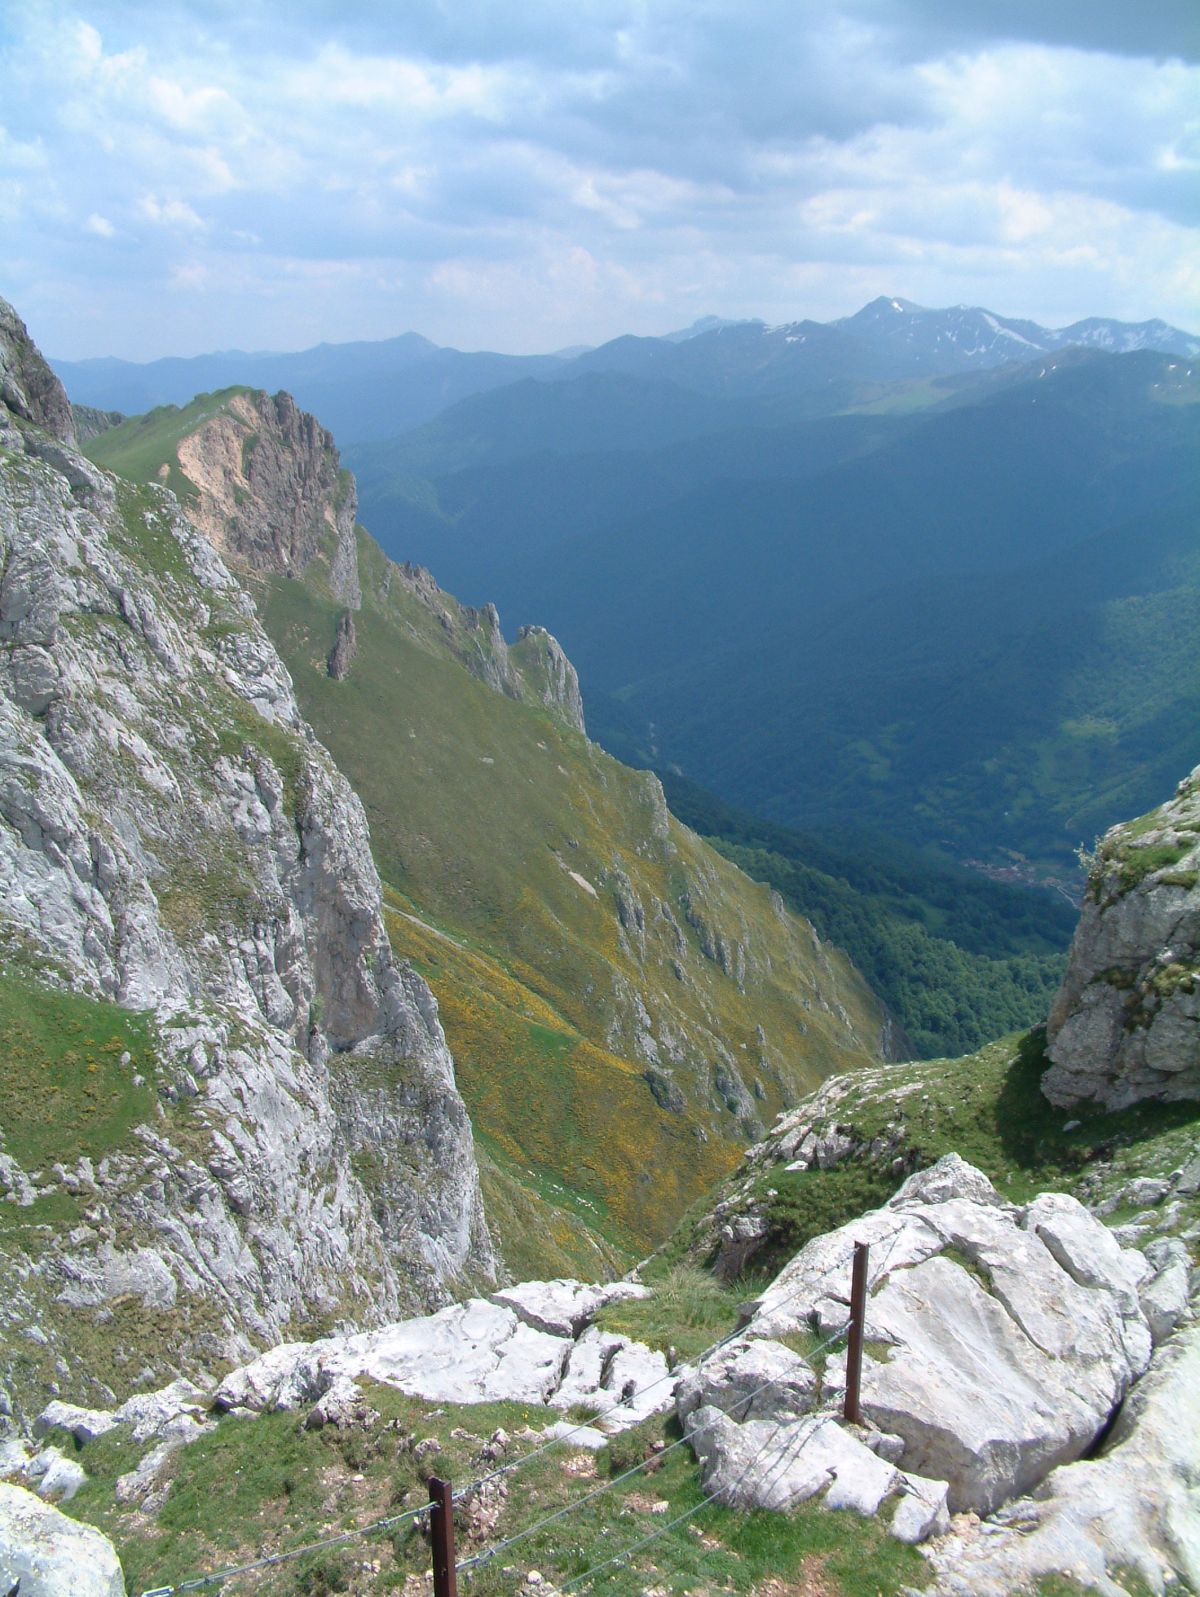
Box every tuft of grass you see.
[596,1264,744,1360]
[0,968,158,1172]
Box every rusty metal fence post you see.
[843,1240,870,1424]
[429,1476,458,1597]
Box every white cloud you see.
[0,2,1195,358]
[139,194,206,231]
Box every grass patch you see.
[596,1264,744,1360]
[1113,839,1191,893]
[59,1345,928,1597]
[745,1163,904,1278]
[0,968,158,1171]
[663,1026,1200,1285]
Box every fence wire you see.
[140,1227,898,1595]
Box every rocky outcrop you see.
[0,1481,125,1597]
[737,1157,1171,1516]
[674,1155,1194,1569]
[512,624,587,734]
[173,387,361,605]
[326,607,357,678]
[1045,766,1200,1109]
[927,1306,1200,1597]
[206,1278,666,1434]
[0,300,75,445]
[0,298,495,1414]
[70,404,123,444]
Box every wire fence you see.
[138,1501,430,1596]
[140,1228,898,1597]
[456,1312,855,1580]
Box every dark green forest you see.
[658,771,1077,1058]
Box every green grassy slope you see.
[59,1376,928,1597]
[85,402,893,1274]
[660,1027,1200,1286]
[85,387,255,503]
[254,535,889,1262]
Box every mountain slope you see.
[361,346,1197,881]
[0,300,495,1420]
[626,472,1200,875]
[81,387,898,1274]
[53,334,565,443]
[655,772,1076,1059]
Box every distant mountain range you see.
[342,342,1199,882]
[53,300,1200,882]
[52,297,1199,444]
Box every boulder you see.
[676,1337,818,1425]
[926,1303,1200,1595]
[213,1283,673,1434]
[22,1449,87,1503]
[684,1406,949,1540]
[114,1378,211,1442]
[1138,1239,1191,1345]
[738,1157,1155,1514]
[0,1481,124,1597]
[548,1327,673,1429]
[33,1401,119,1446]
[491,1279,648,1339]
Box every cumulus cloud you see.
[0,0,1195,357]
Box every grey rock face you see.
[742,1156,1155,1515]
[1045,765,1200,1109]
[0,299,75,445]
[70,404,124,444]
[0,308,495,1409]
[926,1298,1200,1597]
[513,625,587,734]
[326,608,357,678]
[0,1481,125,1597]
[211,1279,672,1435]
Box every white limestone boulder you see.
[0,1481,125,1597]
[212,1281,673,1434]
[738,1156,1156,1515]
[33,1401,120,1446]
[114,1377,211,1442]
[684,1407,949,1541]
[676,1337,818,1425]
[925,1304,1200,1596]
[1137,1239,1192,1345]
[21,1449,87,1503]
[491,1279,649,1338]
[548,1327,673,1429]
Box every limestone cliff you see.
[80,373,897,1270]
[1044,765,1200,1109]
[0,299,496,1420]
[86,396,590,733]
[169,387,360,606]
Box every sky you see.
[1,0,1197,360]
